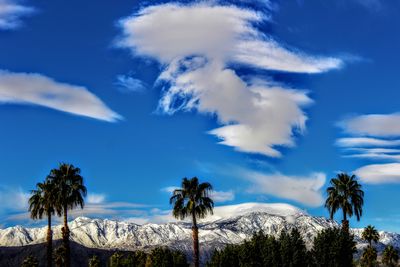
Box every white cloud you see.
[242,170,326,207]
[0,0,35,29]
[86,193,106,204]
[336,137,400,148]
[211,190,235,202]
[0,186,29,213]
[115,74,147,93]
[122,202,305,225]
[354,163,400,184]
[117,3,342,157]
[339,113,400,137]
[161,186,234,203]
[0,70,122,122]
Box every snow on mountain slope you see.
[0,202,399,260]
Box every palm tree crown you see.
[382,245,399,267]
[170,177,214,221]
[325,173,364,225]
[170,177,214,267]
[28,179,59,220]
[362,225,379,247]
[49,163,87,213]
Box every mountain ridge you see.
[1,203,399,261]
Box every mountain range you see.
[1,203,399,262]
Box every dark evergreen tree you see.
[311,227,356,267]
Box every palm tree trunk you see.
[62,205,70,267]
[47,212,52,267]
[342,211,349,233]
[192,211,199,267]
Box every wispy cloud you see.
[241,170,326,207]
[161,186,235,203]
[115,74,147,93]
[116,2,343,157]
[336,137,400,148]
[0,0,35,29]
[338,113,400,137]
[337,113,400,184]
[1,190,149,226]
[0,186,29,214]
[0,70,122,122]
[87,193,106,204]
[354,163,400,184]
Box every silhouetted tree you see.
[170,177,214,267]
[311,227,356,267]
[21,255,39,267]
[382,245,399,267]
[54,245,66,267]
[29,179,59,267]
[360,246,377,267]
[49,163,87,267]
[325,173,364,232]
[88,255,100,267]
[362,225,379,247]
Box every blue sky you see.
[1,0,400,232]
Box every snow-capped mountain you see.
[0,203,398,260]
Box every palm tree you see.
[88,255,101,267]
[362,225,379,247]
[170,177,214,267]
[361,245,377,267]
[54,245,66,267]
[21,255,39,267]
[382,245,399,267]
[325,173,364,232]
[49,163,87,267]
[29,179,59,267]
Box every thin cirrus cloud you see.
[0,0,35,29]
[3,191,149,225]
[0,70,122,122]
[115,74,147,93]
[116,2,343,157]
[354,163,400,184]
[241,170,326,207]
[339,113,400,137]
[161,186,235,203]
[337,113,400,184]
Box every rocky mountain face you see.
[0,203,399,262]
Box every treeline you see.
[105,248,188,267]
[21,246,189,267]
[207,228,369,267]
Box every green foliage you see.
[207,229,309,267]
[108,248,188,267]
[89,255,101,267]
[170,177,214,221]
[325,173,364,231]
[382,245,399,267]
[109,252,124,267]
[362,225,379,247]
[311,227,356,267]
[21,255,39,267]
[360,246,377,267]
[54,245,67,267]
[207,227,358,267]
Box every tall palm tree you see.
[29,179,59,267]
[49,163,87,267]
[362,225,379,247]
[170,177,214,267]
[325,173,364,232]
[382,245,399,267]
